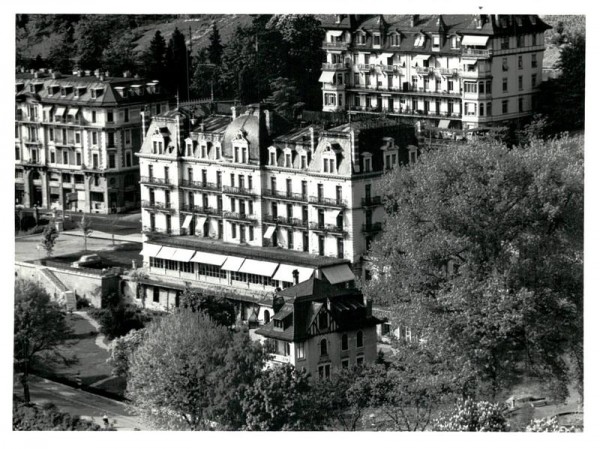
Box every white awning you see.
[195,216,207,232]
[328,30,344,37]
[461,35,489,46]
[181,214,193,228]
[322,264,355,284]
[221,256,245,272]
[139,243,162,258]
[263,225,276,239]
[438,119,451,129]
[67,107,80,116]
[190,251,228,266]
[272,265,315,283]
[319,71,335,83]
[412,55,430,65]
[325,209,342,222]
[43,105,54,114]
[238,259,279,277]
[380,53,394,59]
[156,246,178,260]
[54,106,66,116]
[169,248,195,263]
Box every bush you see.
[13,397,112,431]
[76,296,91,310]
[91,303,155,340]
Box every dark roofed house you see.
[253,277,383,378]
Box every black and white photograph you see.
[5,1,594,445]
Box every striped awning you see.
[461,35,489,46]
[272,265,315,283]
[190,251,228,266]
[181,214,193,228]
[170,248,196,263]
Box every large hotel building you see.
[319,14,550,131]
[15,69,170,213]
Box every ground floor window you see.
[318,364,331,380]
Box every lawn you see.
[34,313,127,398]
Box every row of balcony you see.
[346,85,462,98]
[349,106,462,120]
[321,41,492,59]
[141,200,175,213]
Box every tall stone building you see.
[15,69,170,213]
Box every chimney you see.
[272,294,285,314]
[476,15,484,29]
[85,70,91,76]
[410,14,419,27]
[231,106,237,120]
[292,269,299,285]
[105,71,110,77]
[51,71,61,80]
[365,298,373,318]
[264,108,273,136]
[33,71,39,78]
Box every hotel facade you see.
[133,103,415,329]
[319,14,550,131]
[15,69,170,213]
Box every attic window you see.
[363,154,372,172]
[414,34,425,47]
[373,33,381,47]
[390,33,401,46]
[432,35,440,49]
[450,36,459,49]
[274,319,284,329]
[356,32,366,45]
[269,149,277,166]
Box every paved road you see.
[13,375,150,431]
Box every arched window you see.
[264,310,270,324]
[341,333,348,351]
[357,330,363,348]
[320,338,328,356]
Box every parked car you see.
[505,395,549,412]
[72,254,103,268]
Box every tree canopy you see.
[127,309,264,430]
[14,279,72,403]
[365,136,584,400]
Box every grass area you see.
[46,242,143,270]
[35,314,126,398]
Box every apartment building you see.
[15,69,170,213]
[252,277,383,379]
[320,14,550,131]
[134,103,415,323]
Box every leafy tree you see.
[102,31,139,76]
[46,26,75,74]
[269,77,305,120]
[40,222,59,257]
[141,30,167,82]
[526,416,576,432]
[165,27,191,100]
[107,328,146,378]
[127,309,264,430]
[242,364,325,430]
[433,398,509,431]
[365,136,583,401]
[78,213,93,251]
[73,15,129,70]
[14,279,72,403]
[13,399,110,431]
[179,287,235,327]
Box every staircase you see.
[38,268,76,311]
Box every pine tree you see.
[142,30,167,82]
[165,27,191,100]
[207,22,223,66]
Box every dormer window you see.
[335,15,342,24]
[432,35,441,49]
[450,36,459,49]
[323,155,335,174]
[215,145,221,160]
[285,150,292,168]
[356,32,366,45]
[373,33,381,47]
[390,33,401,46]
[274,319,284,329]
[300,152,307,169]
[201,144,207,159]
[414,34,426,47]
[269,149,277,166]
[186,142,193,156]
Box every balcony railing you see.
[222,185,257,197]
[180,204,222,216]
[362,222,383,233]
[361,196,382,207]
[322,62,348,70]
[142,225,172,235]
[262,189,308,202]
[461,48,492,59]
[141,200,175,213]
[269,353,291,364]
[309,196,347,208]
[349,85,462,98]
[223,211,258,223]
[179,179,222,192]
[309,222,346,235]
[263,215,308,228]
[140,176,174,187]
[323,41,349,50]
